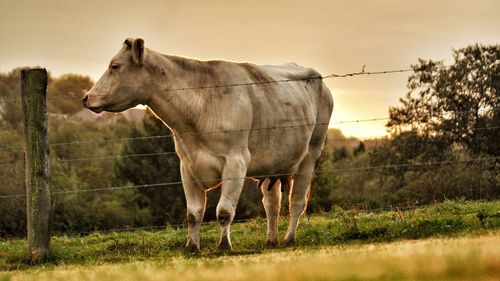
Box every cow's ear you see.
[124,38,133,49]
[132,38,145,65]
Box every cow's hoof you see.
[282,238,296,247]
[218,236,232,252]
[184,241,200,254]
[265,239,279,248]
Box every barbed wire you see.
[50,133,363,163]
[2,122,499,165]
[50,126,499,164]
[0,66,423,105]
[1,122,496,166]
[55,151,176,163]
[52,199,481,237]
[2,121,493,153]
[1,117,387,150]
[46,108,499,148]
[50,138,365,164]
[1,156,497,199]
[0,161,22,167]
[55,216,296,237]
[81,68,419,100]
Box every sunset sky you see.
[1,0,499,138]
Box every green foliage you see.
[48,117,144,234]
[0,124,25,237]
[309,146,337,213]
[353,141,365,156]
[0,113,147,237]
[0,68,24,128]
[387,44,500,156]
[0,69,93,127]
[332,146,349,162]
[328,44,499,209]
[329,141,498,209]
[113,110,185,225]
[47,74,93,115]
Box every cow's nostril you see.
[82,95,88,106]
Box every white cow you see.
[83,38,333,252]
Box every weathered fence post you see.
[21,68,51,264]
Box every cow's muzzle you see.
[82,94,89,107]
[82,93,103,113]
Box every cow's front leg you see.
[217,156,249,251]
[181,162,207,253]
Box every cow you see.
[83,38,334,252]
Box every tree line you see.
[0,44,498,237]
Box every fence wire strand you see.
[2,122,498,166]
[53,199,479,237]
[45,108,500,148]
[0,66,424,104]
[1,156,497,199]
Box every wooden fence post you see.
[21,68,51,264]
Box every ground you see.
[0,200,499,280]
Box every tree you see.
[332,146,349,162]
[0,69,93,127]
[47,74,93,115]
[114,109,185,225]
[353,141,366,156]
[0,124,25,237]
[0,68,25,128]
[309,145,337,213]
[326,44,500,210]
[387,44,500,156]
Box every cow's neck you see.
[145,52,209,136]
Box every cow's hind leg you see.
[260,178,282,248]
[283,144,324,246]
[181,162,207,253]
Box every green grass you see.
[4,233,500,281]
[0,200,499,278]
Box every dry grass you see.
[3,232,499,281]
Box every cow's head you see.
[83,38,150,113]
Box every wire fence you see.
[1,108,498,155]
[0,64,498,238]
[1,156,497,199]
[1,122,498,168]
[0,66,424,104]
[52,198,480,237]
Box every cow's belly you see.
[180,138,309,186]
[247,149,306,176]
[246,131,312,176]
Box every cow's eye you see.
[110,64,120,70]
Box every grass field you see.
[1,200,499,280]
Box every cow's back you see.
[234,62,332,176]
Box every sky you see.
[0,0,499,138]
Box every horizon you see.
[1,0,499,138]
